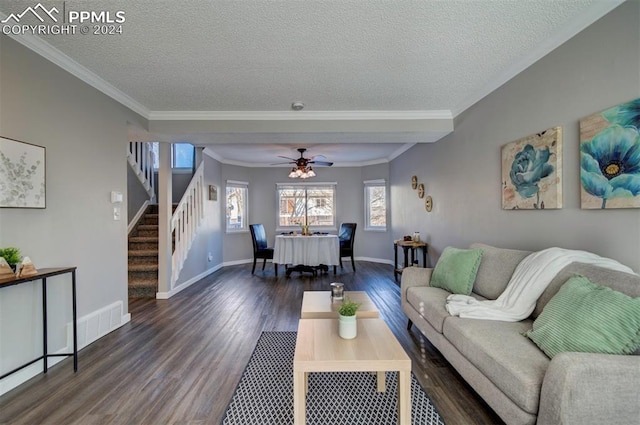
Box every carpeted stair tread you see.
[129,263,158,272]
[128,249,158,257]
[129,236,158,243]
[128,277,158,285]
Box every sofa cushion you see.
[406,286,451,333]
[470,243,531,300]
[443,317,550,414]
[533,262,640,318]
[431,247,483,295]
[526,275,640,358]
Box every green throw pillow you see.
[430,247,483,295]
[526,275,640,358]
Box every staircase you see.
[127,141,205,298]
[128,204,160,298]
[128,204,180,297]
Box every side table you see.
[0,267,78,380]
[394,240,428,282]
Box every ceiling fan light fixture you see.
[306,167,316,177]
[288,168,298,178]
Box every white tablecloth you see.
[273,235,340,266]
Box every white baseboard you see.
[354,256,394,266]
[222,258,253,267]
[156,264,222,299]
[128,200,150,234]
[0,301,130,397]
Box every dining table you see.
[273,234,340,276]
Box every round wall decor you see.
[411,175,418,190]
[425,196,433,212]
[418,183,425,198]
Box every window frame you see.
[225,180,249,233]
[151,142,195,171]
[276,182,337,232]
[364,179,387,232]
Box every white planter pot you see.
[338,314,357,339]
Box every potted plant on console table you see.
[0,247,22,272]
[338,298,361,339]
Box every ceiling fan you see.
[273,148,333,179]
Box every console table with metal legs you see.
[394,240,428,282]
[0,267,78,380]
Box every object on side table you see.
[0,246,22,271]
[338,297,361,339]
[330,282,344,301]
[16,256,38,278]
[0,257,15,278]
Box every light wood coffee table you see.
[293,318,411,425]
[300,290,379,319]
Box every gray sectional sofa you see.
[401,243,640,425]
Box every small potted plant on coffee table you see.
[338,297,361,339]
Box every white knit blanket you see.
[445,247,635,322]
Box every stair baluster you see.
[170,162,205,288]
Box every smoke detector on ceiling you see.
[291,101,304,111]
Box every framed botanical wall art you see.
[501,126,562,210]
[580,98,640,209]
[0,137,46,208]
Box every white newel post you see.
[157,142,172,296]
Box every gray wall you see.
[153,171,193,204]
[221,163,391,264]
[175,154,224,285]
[0,36,146,376]
[390,1,640,270]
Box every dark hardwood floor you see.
[0,262,503,425]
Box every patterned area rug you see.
[221,331,444,425]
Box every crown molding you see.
[2,20,150,119]
[148,110,453,121]
[452,0,627,117]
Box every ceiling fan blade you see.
[270,161,294,165]
[310,160,333,166]
[309,154,327,160]
[277,155,297,161]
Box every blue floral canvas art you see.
[580,98,640,209]
[502,127,563,210]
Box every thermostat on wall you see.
[110,191,123,203]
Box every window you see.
[150,142,195,169]
[277,183,336,229]
[364,180,387,231]
[226,181,248,232]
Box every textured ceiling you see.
[0,0,623,165]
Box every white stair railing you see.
[127,142,156,202]
[170,162,205,288]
